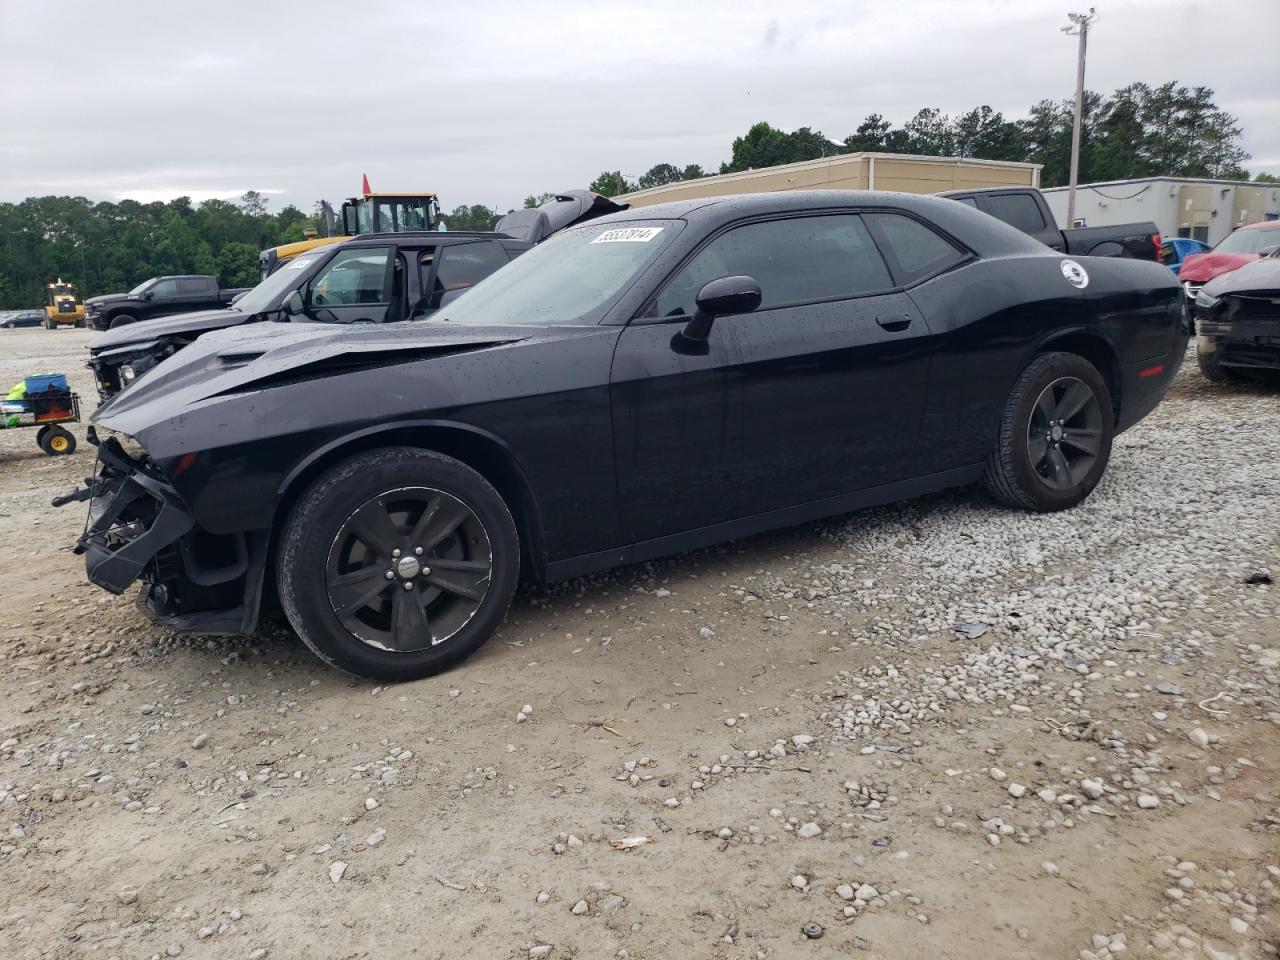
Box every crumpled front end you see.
[1196,290,1280,374]
[66,433,268,635]
[87,339,176,402]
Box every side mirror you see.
[683,275,762,340]
[141,290,153,301]
[283,290,305,317]
[1258,244,1279,258]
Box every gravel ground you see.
[0,326,1276,960]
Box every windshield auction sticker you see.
[287,258,316,270]
[591,227,664,244]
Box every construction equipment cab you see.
[44,279,86,329]
[258,192,442,279]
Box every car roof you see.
[1238,220,1280,232]
[585,189,1051,257]
[343,231,510,247]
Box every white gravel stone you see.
[329,861,347,884]
[1007,783,1027,798]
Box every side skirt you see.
[544,463,985,582]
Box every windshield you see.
[128,279,156,296]
[233,254,323,313]
[438,221,678,326]
[1213,227,1280,255]
[374,199,433,232]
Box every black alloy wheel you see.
[1026,376,1104,492]
[324,487,493,653]
[277,447,520,681]
[983,351,1115,512]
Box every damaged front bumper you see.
[1197,319,1280,372]
[58,432,268,635]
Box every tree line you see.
[581,81,1259,198]
[0,79,1267,309]
[0,191,320,309]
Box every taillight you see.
[1151,233,1161,261]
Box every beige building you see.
[618,152,1042,207]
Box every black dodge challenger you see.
[66,191,1185,681]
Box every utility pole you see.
[1062,8,1096,227]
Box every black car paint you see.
[86,234,532,401]
[85,275,251,331]
[79,190,1184,636]
[1194,253,1280,373]
[494,189,629,244]
[940,187,1160,261]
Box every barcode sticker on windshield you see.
[591,227,663,244]
[287,258,316,270]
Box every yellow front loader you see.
[44,279,86,329]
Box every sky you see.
[2,0,1277,214]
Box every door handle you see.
[876,314,912,332]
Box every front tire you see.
[108,313,135,329]
[276,448,520,681]
[982,352,1115,512]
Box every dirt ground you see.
[0,326,1276,960]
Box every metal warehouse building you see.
[619,153,1042,207]
[1042,177,1280,246]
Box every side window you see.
[178,277,214,296]
[651,214,892,318]
[435,241,508,294]
[150,278,180,299]
[865,213,966,284]
[982,193,1048,234]
[952,196,979,208]
[309,247,392,306]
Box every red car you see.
[1179,220,1280,302]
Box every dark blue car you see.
[1161,237,1212,275]
[0,310,45,329]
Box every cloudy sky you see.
[2,0,1277,213]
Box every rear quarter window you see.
[865,213,967,284]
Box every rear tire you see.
[982,352,1115,512]
[276,448,520,681]
[1196,338,1247,384]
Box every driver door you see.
[301,246,402,324]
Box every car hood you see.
[84,292,135,307]
[1179,251,1258,283]
[1202,255,1280,297]
[89,308,251,354]
[92,320,537,439]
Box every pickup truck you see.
[87,233,530,400]
[84,275,251,331]
[940,187,1161,261]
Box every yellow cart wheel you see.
[39,426,76,456]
